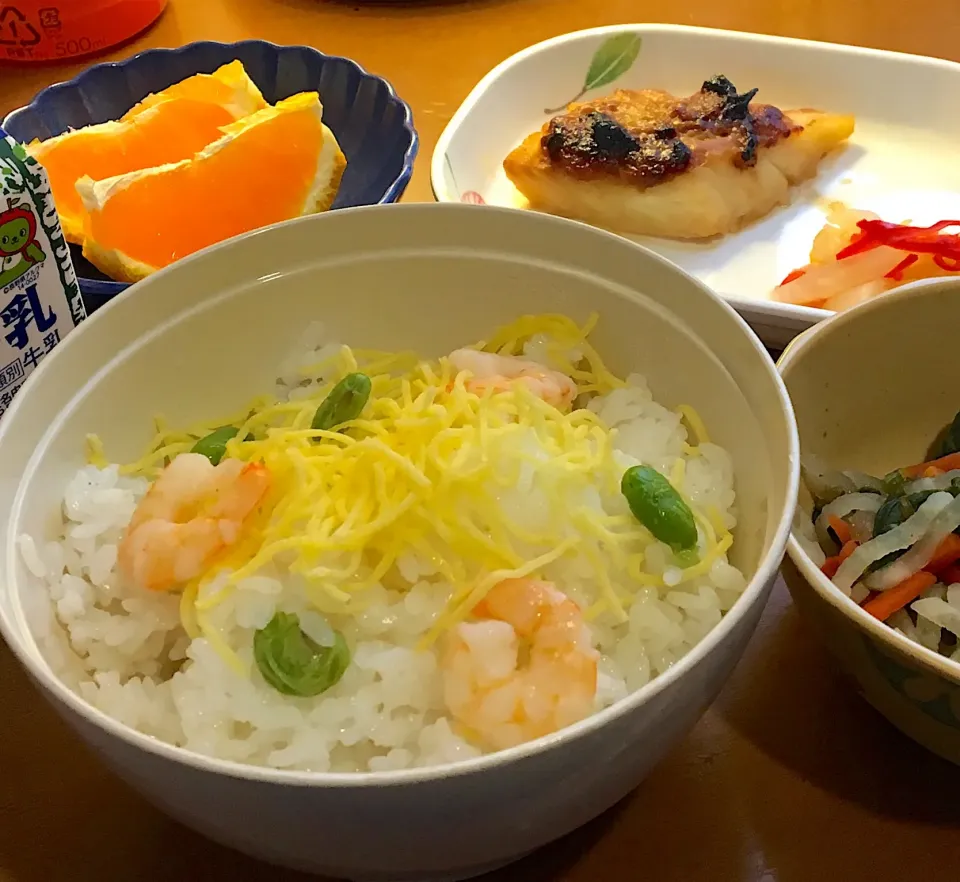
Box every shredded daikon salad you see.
[799,410,960,662]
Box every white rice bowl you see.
[19,327,747,773]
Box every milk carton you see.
[0,130,86,418]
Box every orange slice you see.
[29,100,245,244]
[122,60,268,121]
[77,92,347,283]
[26,62,267,245]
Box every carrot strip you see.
[902,452,960,478]
[938,563,960,585]
[838,539,859,562]
[925,533,960,573]
[862,571,937,621]
[828,515,852,545]
[923,466,944,478]
[821,556,842,578]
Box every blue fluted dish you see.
[2,40,418,311]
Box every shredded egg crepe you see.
[85,313,732,675]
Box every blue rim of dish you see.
[3,39,420,300]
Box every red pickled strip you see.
[836,219,960,263]
[835,225,882,260]
[884,253,919,280]
[780,268,807,285]
[934,253,960,271]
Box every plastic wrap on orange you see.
[0,0,166,65]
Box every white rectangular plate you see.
[431,25,960,348]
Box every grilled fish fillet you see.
[503,75,855,240]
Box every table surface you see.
[2,2,960,880]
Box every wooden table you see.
[2,2,960,880]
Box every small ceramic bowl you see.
[0,204,797,881]
[779,278,960,765]
[2,40,418,312]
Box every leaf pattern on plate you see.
[544,33,642,114]
[443,153,486,204]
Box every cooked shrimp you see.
[118,452,271,592]
[448,349,577,410]
[442,578,598,750]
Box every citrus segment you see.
[122,60,267,121]
[77,92,347,283]
[27,98,243,244]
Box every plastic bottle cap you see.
[0,0,167,65]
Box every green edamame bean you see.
[621,465,698,553]
[312,372,372,433]
[191,426,240,466]
[254,612,350,697]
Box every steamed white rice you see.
[20,329,747,772]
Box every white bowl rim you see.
[779,277,960,686]
[0,202,800,788]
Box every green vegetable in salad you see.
[929,409,960,460]
[868,490,937,572]
[881,469,908,498]
[873,491,939,537]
